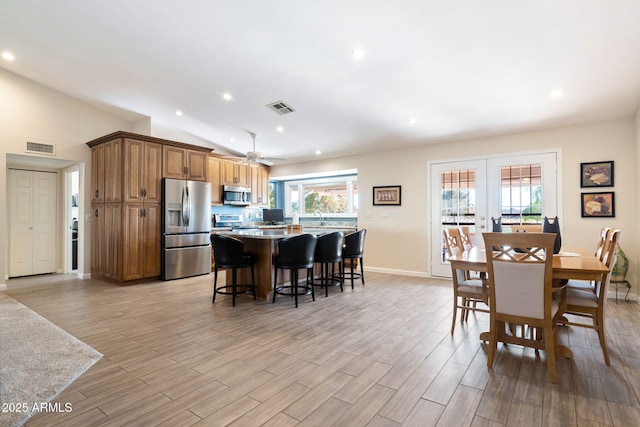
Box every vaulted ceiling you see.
[2,1,639,164]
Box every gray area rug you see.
[0,293,102,427]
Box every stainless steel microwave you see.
[223,185,251,206]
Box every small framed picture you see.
[581,192,615,218]
[580,161,614,188]
[373,185,401,206]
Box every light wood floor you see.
[6,272,640,426]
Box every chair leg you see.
[544,324,557,383]
[293,269,299,308]
[360,257,365,285]
[487,321,498,368]
[324,263,329,297]
[350,259,355,289]
[212,266,218,303]
[595,315,610,365]
[451,295,458,334]
[273,268,278,303]
[309,268,315,301]
[231,268,237,307]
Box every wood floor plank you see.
[6,272,638,427]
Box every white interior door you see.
[430,151,559,278]
[9,169,57,277]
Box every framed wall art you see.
[580,160,614,188]
[373,185,401,206]
[581,192,615,218]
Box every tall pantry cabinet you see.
[87,131,210,283]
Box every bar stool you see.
[273,234,317,308]
[312,231,344,297]
[211,234,256,306]
[338,229,366,289]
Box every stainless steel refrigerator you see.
[161,178,212,280]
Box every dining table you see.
[448,246,610,359]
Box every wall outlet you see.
[85,213,92,222]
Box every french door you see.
[430,152,558,277]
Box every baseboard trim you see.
[78,272,91,280]
[0,284,6,291]
[364,267,430,278]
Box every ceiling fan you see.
[244,131,285,166]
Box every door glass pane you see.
[500,164,542,226]
[440,169,477,261]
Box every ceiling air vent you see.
[266,101,295,115]
[26,141,56,156]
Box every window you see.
[500,164,542,224]
[441,169,476,226]
[283,175,358,216]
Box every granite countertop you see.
[220,227,356,240]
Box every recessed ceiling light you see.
[550,88,563,99]
[223,93,232,101]
[315,150,322,155]
[229,137,235,142]
[175,110,183,116]
[352,48,364,59]
[2,51,15,61]
[276,126,284,133]
[408,117,417,124]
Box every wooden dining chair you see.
[482,232,560,383]
[458,226,473,251]
[560,229,622,365]
[567,227,613,293]
[443,227,464,260]
[445,228,488,333]
[511,224,543,233]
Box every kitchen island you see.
[217,228,355,299]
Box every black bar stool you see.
[273,234,317,308]
[312,231,344,297]
[211,234,256,306]
[338,229,366,289]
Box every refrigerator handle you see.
[181,187,187,226]
[185,186,191,227]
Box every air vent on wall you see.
[266,101,295,115]
[26,141,56,156]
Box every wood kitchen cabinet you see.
[208,155,223,205]
[122,203,161,281]
[91,137,122,203]
[222,159,250,187]
[163,146,208,181]
[250,163,270,207]
[124,139,162,203]
[87,131,211,284]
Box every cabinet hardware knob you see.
[95,209,99,217]
[95,190,99,198]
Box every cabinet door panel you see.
[163,146,187,179]
[91,145,105,203]
[186,150,207,181]
[91,205,104,277]
[104,139,122,202]
[208,156,222,204]
[144,142,163,203]
[124,139,144,203]
[122,204,143,281]
[104,203,121,279]
[142,204,161,277]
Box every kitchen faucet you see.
[314,210,324,226]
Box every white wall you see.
[272,118,638,295]
[0,68,134,284]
